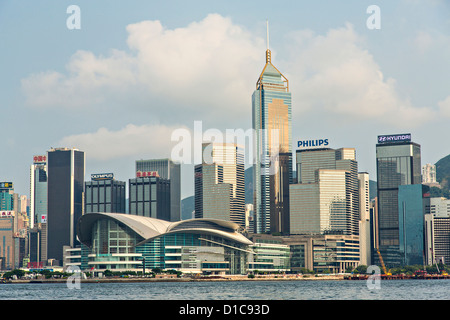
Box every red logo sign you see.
[136,171,159,178]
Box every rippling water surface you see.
[1,280,449,300]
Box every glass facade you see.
[30,164,47,226]
[290,148,359,236]
[129,177,171,221]
[290,244,306,270]
[195,143,245,228]
[252,48,292,234]
[78,215,251,274]
[89,219,144,270]
[376,141,421,267]
[248,239,291,271]
[136,159,181,221]
[0,216,14,269]
[85,179,126,214]
[137,233,248,274]
[47,148,85,263]
[398,184,425,266]
[0,191,14,211]
[313,236,360,273]
[195,163,231,221]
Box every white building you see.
[424,197,450,265]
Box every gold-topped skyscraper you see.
[252,21,292,234]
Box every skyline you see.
[1,1,450,200]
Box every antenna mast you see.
[266,20,271,63]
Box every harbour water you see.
[0,279,449,300]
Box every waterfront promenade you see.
[2,274,345,284]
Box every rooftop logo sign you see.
[297,139,329,149]
[377,134,411,144]
[91,173,114,181]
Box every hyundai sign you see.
[377,133,411,144]
[297,139,329,149]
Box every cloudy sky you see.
[1,0,450,199]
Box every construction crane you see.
[376,248,391,276]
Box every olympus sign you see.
[91,173,114,181]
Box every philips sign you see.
[377,134,411,144]
[297,139,329,149]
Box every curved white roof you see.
[77,212,253,247]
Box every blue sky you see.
[1,0,450,199]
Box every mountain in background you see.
[436,154,450,190]
[431,154,450,198]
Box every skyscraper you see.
[289,148,360,236]
[252,24,292,234]
[424,197,450,265]
[85,173,126,214]
[398,184,427,266]
[136,158,181,221]
[376,133,421,267]
[30,155,48,228]
[47,148,85,263]
[195,143,245,228]
[129,174,171,221]
[358,172,372,266]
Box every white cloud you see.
[438,96,450,118]
[22,16,439,135]
[58,123,188,161]
[414,31,434,53]
[22,14,263,125]
[285,23,436,128]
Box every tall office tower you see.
[136,159,181,221]
[376,133,421,267]
[0,211,15,269]
[424,197,450,265]
[252,25,292,234]
[245,204,255,233]
[85,173,126,214]
[28,223,47,268]
[30,155,48,229]
[370,197,379,262]
[358,172,372,266]
[194,143,246,228]
[0,182,14,211]
[290,148,360,236]
[47,148,85,264]
[398,184,427,266]
[129,174,171,220]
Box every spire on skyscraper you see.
[256,20,288,91]
[266,20,271,63]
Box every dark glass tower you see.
[85,174,126,214]
[129,176,171,221]
[47,148,85,263]
[135,159,180,221]
[376,134,421,267]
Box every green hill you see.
[436,154,450,190]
